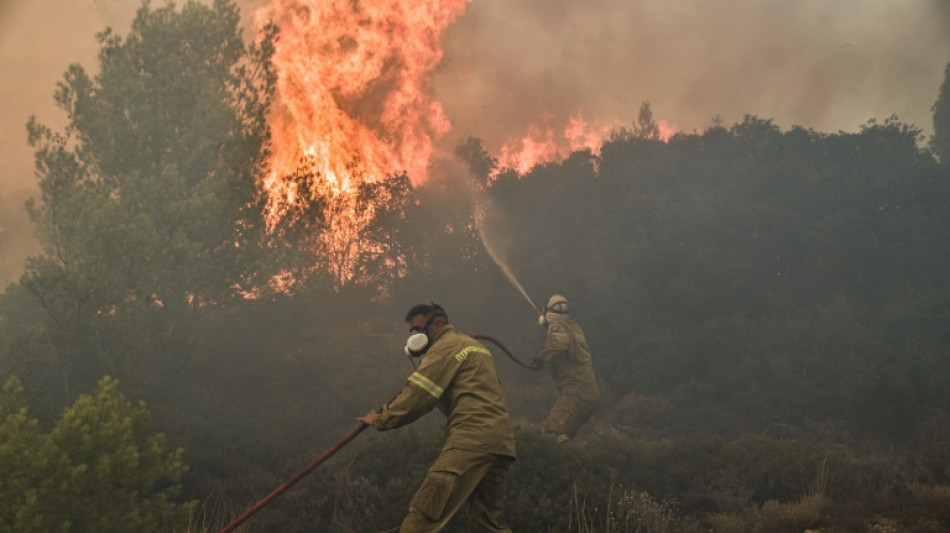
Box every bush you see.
[0,375,194,532]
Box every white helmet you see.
[539,294,569,326]
[546,294,569,314]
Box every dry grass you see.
[570,481,683,533]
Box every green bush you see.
[0,376,194,532]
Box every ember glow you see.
[253,0,470,226]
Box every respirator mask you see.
[538,311,564,326]
[538,311,564,327]
[404,314,442,357]
[405,330,430,357]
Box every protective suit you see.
[534,295,599,442]
[370,323,516,532]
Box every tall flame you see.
[254,0,470,225]
[249,0,679,290]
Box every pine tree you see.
[0,376,194,532]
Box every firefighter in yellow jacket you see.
[532,294,599,444]
[358,303,516,532]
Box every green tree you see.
[19,0,276,396]
[0,375,193,532]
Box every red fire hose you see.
[217,422,368,533]
[472,333,539,371]
[217,333,533,532]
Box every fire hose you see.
[217,334,534,532]
[472,333,538,370]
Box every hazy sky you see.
[1,0,948,284]
[434,0,950,153]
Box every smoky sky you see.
[1,0,948,284]
[434,0,950,153]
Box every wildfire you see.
[248,1,677,290]
[253,0,470,226]
[494,115,677,177]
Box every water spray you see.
[477,225,542,318]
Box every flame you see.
[248,1,680,290]
[494,115,677,177]
[253,0,469,226]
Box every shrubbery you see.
[0,376,193,532]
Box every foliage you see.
[634,100,661,140]
[599,490,682,533]
[15,0,276,396]
[504,427,619,531]
[484,113,949,439]
[0,375,193,532]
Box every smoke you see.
[434,0,950,153]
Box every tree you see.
[0,376,193,532]
[19,0,276,396]
[454,136,498,182]
[353,172,415,291]
[634,100,661,140]
[933,61,950,164]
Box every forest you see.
[2,1,950,532]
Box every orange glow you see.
[248,1,680,290]
[494,115,677,177]
[253,0,469,226]
[248,0,469,290]
[657,120,676,141]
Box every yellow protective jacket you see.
[536,318,599,398]
[372,325,516,458]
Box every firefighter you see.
[358,303,516,532]
[532,294,599,444]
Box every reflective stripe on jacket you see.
[374,325,516,457]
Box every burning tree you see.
[247,0,472,292]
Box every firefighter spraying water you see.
[476,221,600,444]
[532,294,600,444]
